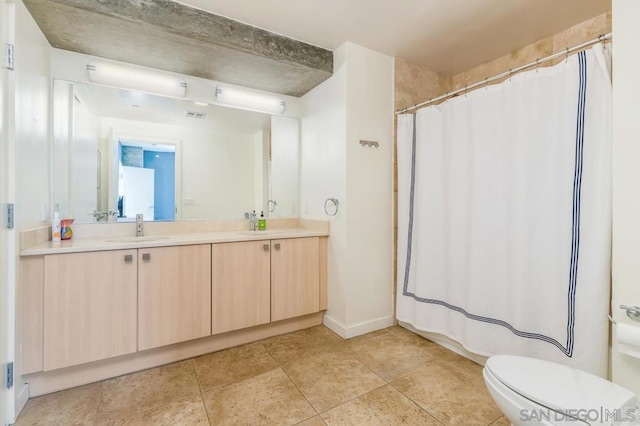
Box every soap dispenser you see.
[51,211,61,242]
[258,211,266,231]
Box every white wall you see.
[301,42,394,338]
[344,43,394,329]
[611,0,640,395]
[301,44,348,330]
[13,0,51,419]
[100,117,259,220]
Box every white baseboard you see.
[322,315,347,338]
[12,383,29,424]
[323,315,395,339]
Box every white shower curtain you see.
[397,45,612,376]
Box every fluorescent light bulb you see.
[87,61,187,98]
[215,86,285,115]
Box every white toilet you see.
[483,355,640,425]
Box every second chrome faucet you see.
[249,211,257,231]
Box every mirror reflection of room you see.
[52,79,300,223]
[118,140,176,222]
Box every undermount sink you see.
[104,235,172,243]
[236,230,282,236]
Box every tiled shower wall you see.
[392,12,612,309]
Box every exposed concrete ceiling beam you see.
[23,0,334,97]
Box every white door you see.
[0,1,14,423]
[612,0,640,395]
[121,166,155,220]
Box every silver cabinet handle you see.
[263,243,269,252]
[124,254,133,262]
[142,253,151,261]
[274,243,281,250]
[620,304,640,321]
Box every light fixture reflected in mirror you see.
[215,86,285,115]
[87,61,187,98]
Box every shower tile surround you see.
[392,11,611,307]
[15,325,506,425]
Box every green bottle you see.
[258,211,266,230]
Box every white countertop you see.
[20,228,329,256]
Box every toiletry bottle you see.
[52,212,61,242]
[258,211,266,231]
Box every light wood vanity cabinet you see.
[22,234,326,376]
[270,237,320,321]
[211,241,271,334]
[43,250,138,371]
[138,244,212,350]
[211,237,322,332]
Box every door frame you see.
[109,131,182,221]
[1,1,17,424]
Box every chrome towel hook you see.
[324,198,339,216]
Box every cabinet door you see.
[271,237,320,321]
[138,244,211,350]
[212,241,270,334]
[43,250,137,371]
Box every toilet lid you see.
[485,355,637,413]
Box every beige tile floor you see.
[15,325,508,426]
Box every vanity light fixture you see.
[215,86,285,115]
[193,101,208,106]
[87,61,187,98]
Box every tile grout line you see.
[261,342,320,422]
[191,359,214,426]
[192,343,279,393]
[397,385,445,426]
[314,381,389,419]
[265,330,392,418]
[276,365,320,422]
[91,380,108,425]
[389,384,446,426]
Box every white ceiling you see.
[176,0,611,75]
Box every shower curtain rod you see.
[395,32,612,115]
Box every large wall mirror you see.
[52,79,299,223]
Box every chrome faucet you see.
[136,214,144,237]
[249,210,257,231]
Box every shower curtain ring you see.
[565,47,569,63]
[509,68,513,81]
[536,59,539,72]
[485,77,488,90]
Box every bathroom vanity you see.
[18,219,328,396]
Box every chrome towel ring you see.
[324,198,339,216]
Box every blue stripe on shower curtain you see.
[402,51,588,357]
